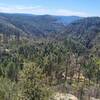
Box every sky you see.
[0,0,99,17]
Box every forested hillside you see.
[0,14,100,100]
[62,17,100,49]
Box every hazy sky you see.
[0,0,99,16]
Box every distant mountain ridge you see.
[0,13,82,37]
[55,16,82,25]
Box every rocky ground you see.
[51,92,100,100]
[52,92,78,100]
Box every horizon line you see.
[0,12,99,17]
